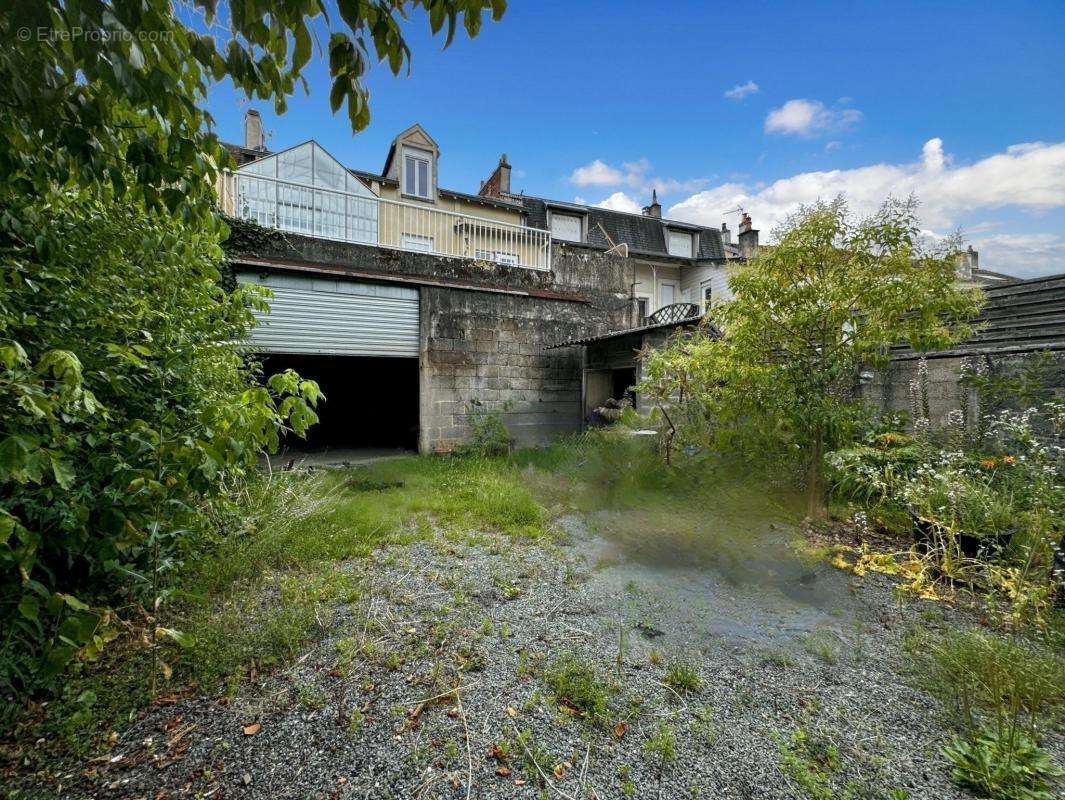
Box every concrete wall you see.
[235,233,635,451]
[860,351,1065,428]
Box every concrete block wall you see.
[240,234,635,451]
[860,350,1065,428]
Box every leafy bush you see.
[942,728,1062,800]
[0,190,319,696]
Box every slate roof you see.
[520,197,727,261]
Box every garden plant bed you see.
[9,454,1058,799]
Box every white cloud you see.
[570,159,624,186]
[667,139,1065,276]
[969,233,1065,279]
[765,99,863,137]
[569,157,707,196]
[725,80,759,100]
[595,191,644,214]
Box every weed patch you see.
[543,654,610,721]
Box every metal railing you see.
[219,171,552,271]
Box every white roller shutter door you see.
[237,272,420,357]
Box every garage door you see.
[236,272,420,357]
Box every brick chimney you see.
[479,154,512,199]
[955,245,979,280]
[738,212,759,259]
[642,190,662,219]
[244,109,265,151]
[720,221,731,244]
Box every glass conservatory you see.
[231,142,379,245]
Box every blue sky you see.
[200,0,1065,276]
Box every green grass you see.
[543,653,611,721]
[664,659,703,696]
[10,454,553,763]
[906,627,1065,735]
[776,727,840,800]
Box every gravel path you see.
[50,515,1052,800]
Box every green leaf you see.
[156,627,195,648]
[50,455,76,489]
[17,594,39,622]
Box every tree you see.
[0,0,506,214]
[0,0,506,690]
[642,198,984,517]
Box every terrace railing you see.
[219,171,552,271]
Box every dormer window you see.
[667,230,694,258]
[403,147,432,199]
[550,213,583,243]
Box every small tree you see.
[643,197,983,517]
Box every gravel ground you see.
[43,515,1062,800]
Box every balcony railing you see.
[219,171,552,271]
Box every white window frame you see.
[401,233,434,253]
[658,280,679,309]
[402,146,432,200]
[550,213,583,243]
[667,230,694,258]
[700,280,713,310]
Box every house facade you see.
[220,112,751,453]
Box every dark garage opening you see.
[260,354,419,453]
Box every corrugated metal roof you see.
[547,316,717,349]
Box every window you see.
[402,233,434,253]
[234,142,379,245]
[550,213,582,242]
[667,230,693,258]
[659,282,676,307]
[403,148,431,199]
[702,283,712,309]
[636,297,649,321]
[475,249,519,266]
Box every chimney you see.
[478,154,512,199]
[720,221,731,244]
[642,190,662,219]
[738,212,759,259]
[244,109,265,151]
[955,245,979,280]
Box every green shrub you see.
[0,193,320,697]
[942,728,1062,800]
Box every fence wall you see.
[860,274,1065,424]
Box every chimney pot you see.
[737,213,759,258]
[642,189,662,219]
[244,109,265,151]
